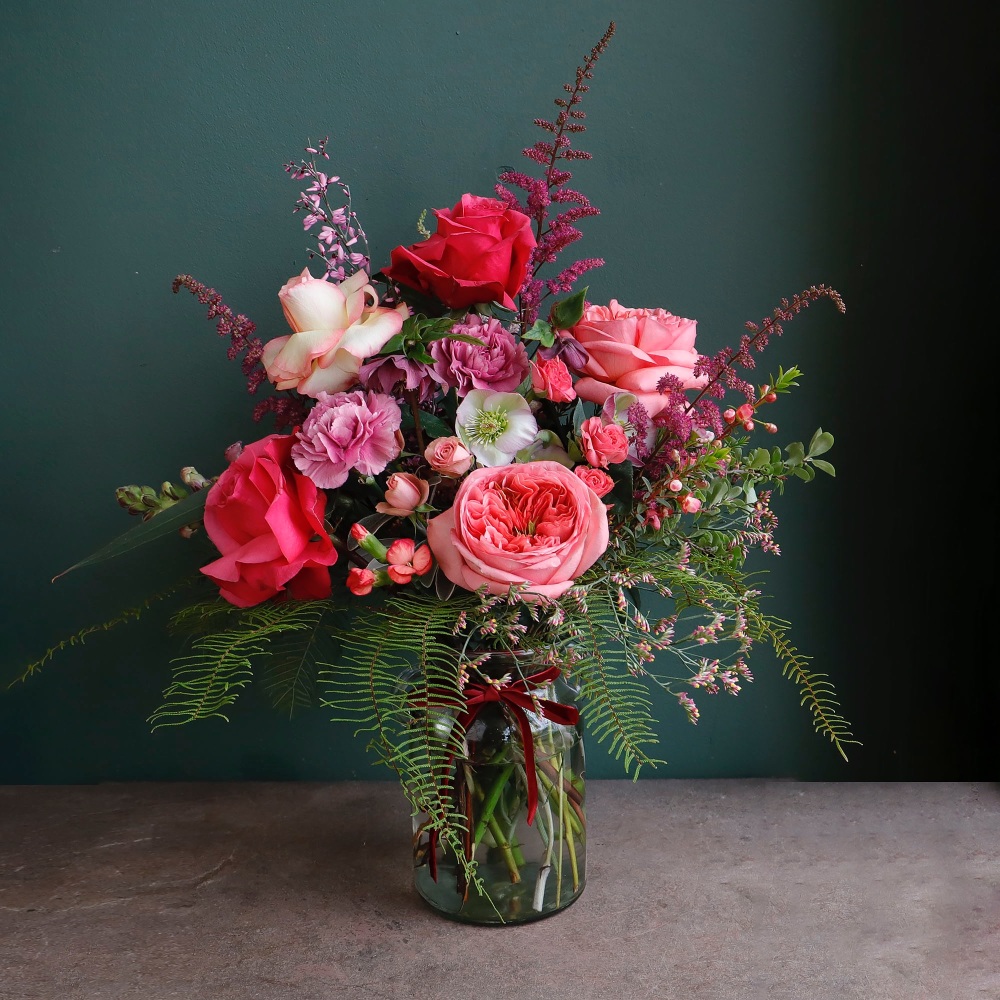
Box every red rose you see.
[200,433,338,607]
[384,194,536,310]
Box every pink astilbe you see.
[495,21,616,327]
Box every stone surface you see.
[0,781,997,999]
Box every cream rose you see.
[425,460,610,600]
[261,268,408,398]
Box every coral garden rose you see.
[530,355,576,403]
[425,460,610,600]
[573,465,615,498]
[565,300,709,417]
[200,433,338,608]
[261,268,408,398]
[384,194,536,311]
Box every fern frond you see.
[149,600,329,728]
[562,596,664,778]
[10,574,202,688]
[755,612,860,761]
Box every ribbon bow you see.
[456,664,579,827]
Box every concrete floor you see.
[0,780,996,1000]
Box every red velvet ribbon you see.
[456,664,579,827]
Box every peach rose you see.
[425,460,610,600]
[261,268,408,398]
[573,466,615,498]
[565,300,709,416]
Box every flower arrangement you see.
[20,22,854,922]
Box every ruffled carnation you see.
[291,390,402,489]
[430,314,529,397]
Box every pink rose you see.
[384,194,536,310]
[530,356,576,403]
[424,436,474,478]
[425,460,610,601]
[565,300,709,416]
[578,416,629,468]
[376,472,431,517]
[200,434,338,608]
[429,314,529,397]
[573,465,615,498]
[261,268,408,398]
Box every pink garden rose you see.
[291,390,402,489]
[565,300,709,416]
[261,268,408,398]
[384,194,536,310]
[200,434,338,608]
[425,460,610,600]
[573,465,615,498]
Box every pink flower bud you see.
[668,479,683,493]
[736,403,754,424]
[680,495,702,514]
[350,522,369,542]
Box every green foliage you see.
[149,599,331,727]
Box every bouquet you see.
[18,22,854,923]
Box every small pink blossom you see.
[346,567,377,595]
[680,494,702,514]
[573,465,615,498]
[291,390,402,489]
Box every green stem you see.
[472,763,515,847]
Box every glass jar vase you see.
[412,649,586,925]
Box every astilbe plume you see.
[496,20,616,327]
[171,274,308,431]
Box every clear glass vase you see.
[412,649,586,925]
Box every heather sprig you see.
[496,20,616,328]
[285,137,371,282]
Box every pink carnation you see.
[430,314,528,397]
[291,390,402,489]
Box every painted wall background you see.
[1,2,991,783]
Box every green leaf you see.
[53,488,209,581]
[549,287,588,331]
[808,429,834,456]
[811,459,836,477]
[522,319,555,348]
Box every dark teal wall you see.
[1,3,990,782]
